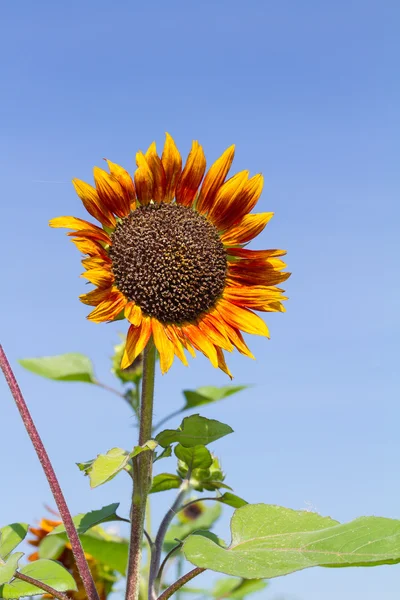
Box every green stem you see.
[149,482,189,600]
[125,339,157,600]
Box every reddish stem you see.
[157,568,205,600]
[0,345,99,600]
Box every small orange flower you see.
[51,135,289,376]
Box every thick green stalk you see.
[125,339,157,600]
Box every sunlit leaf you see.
[156,415,233,448]
[0,553,24,586]
[149,473,182,494]
[183,386,248,409]
[0,559,78,598]
[0,524,28,560]
[78,442,157,488]
[184,504,400,578]
[19,354,95,383]
[216,493,248,509]
[175,445,213,471]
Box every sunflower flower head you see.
[50,134,289,376]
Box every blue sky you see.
[1,1,399,598]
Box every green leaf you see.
[0,553,24,586]
[0,524,29,559]
[78,531,128,575]
[38,536,66,560]
[183,386,248,409]
[211,577,267,599]
[150,473,182,494]
[175,445,213,471]
[217,493,248,509]
[19,353,95,383]
[111,335,143,384]
[154,446,173,462]
[48,503,126,536]
[183,504,400,578]
[156,415,233,448]
[165,503,222,547]
[79,442,157,488]
[0,559,78,598]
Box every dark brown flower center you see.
[109,203,227,324]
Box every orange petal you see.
[81,268,114,288]
[145,142,167,203]
[67,228,111,244]
[218,174,264,230]
[196,145,235,215]
[208,307,254,358]
[223,285,288,311]
[106,159,136,205]
[175,141,206,207]
[207,170,249,228]
[79,286,114,306]
[87,291,126,322]
[165,325,188,366]
[182,324,218,367]
[28,552,39,561]
[71,237,109,258]
[152,319,175,374]
[134,152,154,205]
[228,248,287,260]
[227,265,291,287]
[221,212,274,245]
[197,316,233,352]
[125,302,143,326]
[216,347,233,379]
[72,179,116,228]
[81,256,112,271]
[161,133,182,202]
[94,166,131,218]
[173,326,196,358]
[121,319,152,369]
[49,216,104,234]
[216,298,270,337]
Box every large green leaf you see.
[19,354,95,383]
[0,524,28,559]
[0,553,24,586]
[183,504,400,578]
[48,503,126,536]
[149,473,182,494]
[0,559,78,598]
[183,386,248,409]
[78,442,157,488]
[156,415,233,448]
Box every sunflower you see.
[28,517,115,600]
[50,134,289,376]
